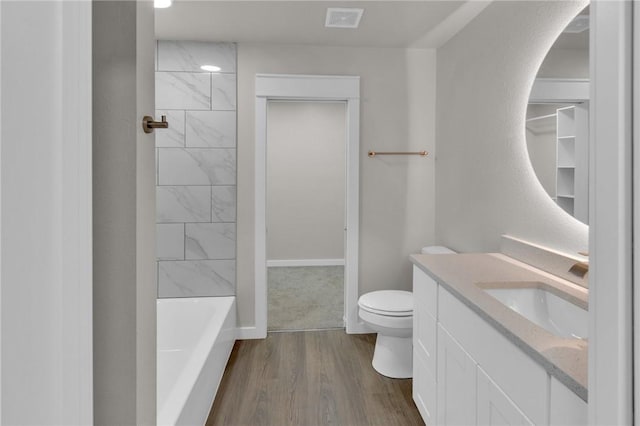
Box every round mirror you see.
[526,6,589,225]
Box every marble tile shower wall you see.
[155,41,237,298]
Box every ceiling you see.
[155,1,470,48]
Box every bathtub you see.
[157,297,236,426]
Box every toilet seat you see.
[359,308,413,330]
[358,290,413,317]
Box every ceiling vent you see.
[325,8,364,29]
[563,15,589,33]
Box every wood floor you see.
[206,330,424,426]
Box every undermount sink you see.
[482,285,588,340]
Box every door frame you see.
[253,74,360,338]
[589,0,634,423]
[635,0,640,422]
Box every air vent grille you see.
[325,8,364,29]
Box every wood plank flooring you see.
[206,330,424,426]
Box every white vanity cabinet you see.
[412,267,438,424]
[436,325,477,426]
[412,265,587,426]
[477,367,533,426]
[549,377,588,425]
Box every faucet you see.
[569,251,589,278]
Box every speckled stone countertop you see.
[410,253,588,402]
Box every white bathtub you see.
[157,297,236,426]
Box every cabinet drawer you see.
[413,265,437,319]
[413,349,437,425]
[414,305,436,376]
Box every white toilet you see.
[358,245,455,379]
[358,290,414,378]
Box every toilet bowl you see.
[358,290,414,379]
[359,246,456,379]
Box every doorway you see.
[254,74,360,338]
[266,101,346,331]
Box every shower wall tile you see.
[211,186,236,222]
[157,41,236,73]
[211,74,237,110]
[157,224,184,260]
[157,186,211,223]
[158,148,236,185]
[186,111,236,148]
[156,72,210,110]
[185,223,236,260]
[155,41,237,299]
[155,110,186,147]
[158,260,236,297]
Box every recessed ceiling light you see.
[200,65,221,72]
[325,8,364,29]
[154,0,172,9]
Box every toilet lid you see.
[358,290,413,317]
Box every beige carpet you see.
[267,266,344,331]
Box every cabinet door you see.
[413,349,437,425]
[437,325,477,426]
[549,377,587,425]
[477,366,533,426]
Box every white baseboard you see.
[235,326,266,340]
[237,323,370,337]
[346,320,374,334]
[266,258,345,267]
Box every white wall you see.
[266,101,345,261]
[237,45,436,327]
[93,2,156,424]
[435,1,588,254]
[1,1,92,424]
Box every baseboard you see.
[266,258,345,267]
[235,326,266,340]
[237,324,370,337]
[346,321,374,335]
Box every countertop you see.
[410,252,588,402]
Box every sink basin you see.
[483,286,588,339]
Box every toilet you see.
[358,245,455,379]
[358,290,414,378]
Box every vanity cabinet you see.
[412,268,438,424]
[413,350,437,425]
[436,325,477,426]
[412,265,586,425]
[477,367,533,426]
[549,377,588,425]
